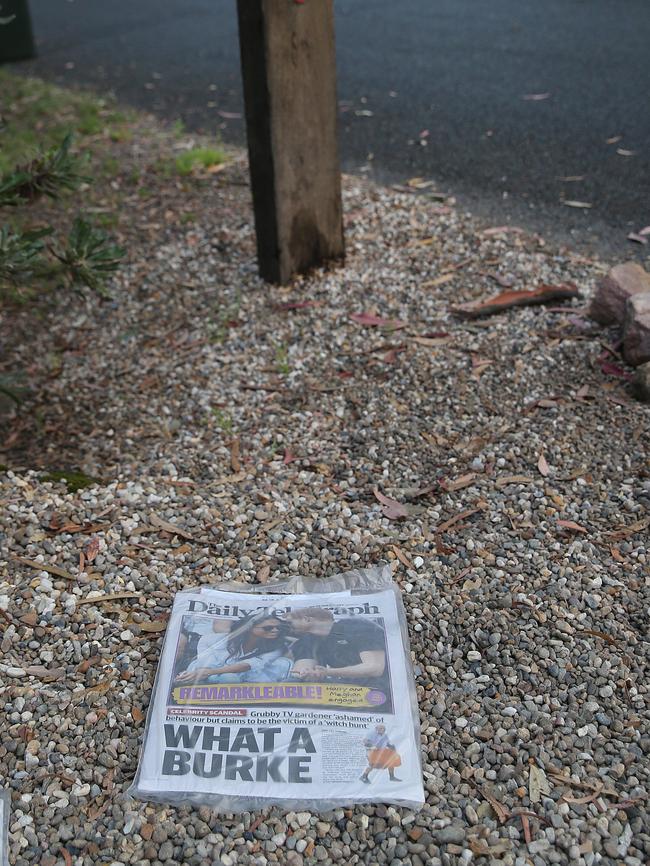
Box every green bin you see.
[0,0,35,62]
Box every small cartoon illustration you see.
[360,724,402,783]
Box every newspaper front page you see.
[130,578,424,811]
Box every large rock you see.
[589,262,650,325]
[623,293,650,366]
[631,361,650,403]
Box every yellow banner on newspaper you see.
[172,682,388,708]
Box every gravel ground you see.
[1,133,649,866]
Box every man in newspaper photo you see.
[360,724,402,783]
[286,607,392,708]
[174,613,292,684]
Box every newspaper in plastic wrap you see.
[129,565,424,811]
[0,788,9,866]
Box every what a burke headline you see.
[161,723,318,784]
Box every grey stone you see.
[435,825,466,845]
[589,262,650,325]
[623,293,650,366]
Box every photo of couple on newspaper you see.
[170,605,393,712]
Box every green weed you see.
[41,469,99,492]
[174,146,226,176]
[211,408,233,434]
[274,342,291,375]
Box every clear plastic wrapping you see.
[128,564,424,812]
[0,788,9,866]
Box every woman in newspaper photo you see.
[360,724,402,783]
[174,613,292,684]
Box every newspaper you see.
[129,567,424,811]
[0,788,8,866]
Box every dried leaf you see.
[480,226,525,237]
[563,200,592,209]
[25,664,65,681]
[391,546,414,569]
[350,312,405,329]
[382,348,400,363]
[405,481,438,499]
[453,283,580,319]
[470,839,512,856]
[215,471,247,484]
[283,449,298,465]
[495,474,535,488]
[62,849,73,866]
[600,360,632,380]
[172,543,191,556]
[411,335,451,347]
[14,556,76,581]
[480,787,510,824]
[440,473,477,492]
[605,517,650,540]
[610,546,624,562]
[373,488,410,520]
[274,300,322,311]
[520,813,532,845]
[557,519,588,533]
[537,453,550,477]
[547,769,618,798]
[486,271,515,287]
[407,176,435,189]
[77,591,140,606]
[257,565,270,584]
[139,620,167,633]
[48,518,111,535]
[132,706,145,722]
[87,680,112,695]
[436,507,482,534]
[529,764,551,803]
[422,273,455,288]
[471,355,493,378]
[561,782,604,805]
[84,537,100,562]
[149,513,195,541]
[77,655,99,674]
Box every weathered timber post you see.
[236,0,344,284]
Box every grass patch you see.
[0,70,134,175]
[174,146,226,176]
[40,469,99,492]
[211,408,233,434]
[274,342,291,375]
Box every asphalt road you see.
[10,0,650,256]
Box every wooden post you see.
[236,0,344,284]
